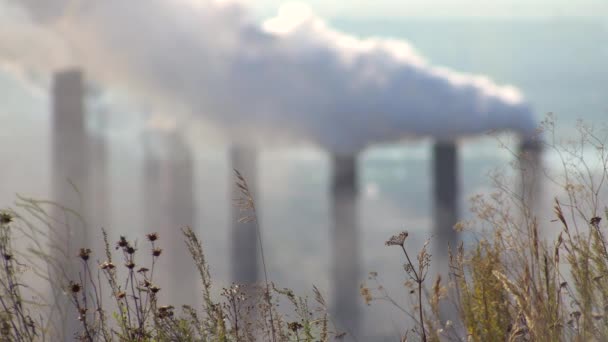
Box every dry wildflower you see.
[386,231,409,247]
[137,267,149,274]
[78,308,87,321]
[157,305,174,318]
[116,291,126,299]
[78,248,91,261]
[70,281,82,293]
[288,321,303,332]
[0,212,13,225]
[100,261,115,270]
[360,285,372,305]
[125,261,135,269]
[150,285,161,294]
[146,232,159,242]
[590,216,602,227]
[116,236,129,249]
[453,221,466,232]
[125,246,136,255]
[152,247,162,257]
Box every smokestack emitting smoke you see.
[433,142,459,258]
[5,0,542,335]
[3,0,536,154]
[432,141,460,325]
[331,154,361,334]
[52,68,90,339]
[230,146,259,284]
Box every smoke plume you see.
[1,0,536,154]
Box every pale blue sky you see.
[244,0,608,19]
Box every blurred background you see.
[1,0,606,339]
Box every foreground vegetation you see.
[2,117,608,341]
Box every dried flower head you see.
[116,236,129,249]
[453,221,466,232]
[150,285,161,294]
[360,285,373,305]
[385,231,409,247]
[157,305,174,318]
[100,261,116,270]
[590,216,602,227]
[146,232,159,242]
[78,248,91,261]
[288,321,303,332]
[0,212,13,225]
[152,247,162,257]
[116,291,126,299]
[125,261,135,269]
[70,282,81,293]
[137,267,149,274]
[126,246,136,255]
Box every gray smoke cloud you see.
[1,0,537,154]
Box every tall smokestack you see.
[517,136,543,217]
[433,142,459,258]
[230,146,259,284]
[167,132,198,304]
[330,154,360,336]
[142,131,172,298]
[52,68,90,339]
[143,131,198,304]
[432,141,461,326]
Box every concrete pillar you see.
[230,146,259,284]
[330,154,360,337]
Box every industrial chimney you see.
[51,68,90,339]
[517,136,543,217]
[230,146,259,284]
[143,130,198,305]
[167,132,198,304]
[432,141,459,259]
[330,154,361,336]
[142,131,172,297]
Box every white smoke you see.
[1,0,536,154]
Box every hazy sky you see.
[244,0,608,19]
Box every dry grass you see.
[0,178,339,341]
[2,116,608,341]
[359,117,608,341]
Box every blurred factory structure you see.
[51,66,541,339]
